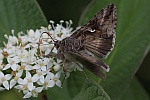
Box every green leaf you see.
[119,77,150,100]
[0,89,23,100]
[67,68,100,98]
[68,0,150,99]
[0,0,48,45]
[46,81,71,100]
[72,79,110,100]
[67,71,85,98]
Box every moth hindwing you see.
[48,3,117,79]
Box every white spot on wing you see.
[89,29,96,32]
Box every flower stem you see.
[39,91,48,100]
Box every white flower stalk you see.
[0,20,80,98]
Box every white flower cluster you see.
[0,20,77,98]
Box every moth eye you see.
[54,41,60,49]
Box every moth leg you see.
[44,50,64,60]
[67,53,89,79]
[63,57,88,79]
[82,70,88,79]
[60,59,73,81]
[72,61,88,79]
[44,52,55,58]
[61,74,66,87]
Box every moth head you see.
[54,40,61,50]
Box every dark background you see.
[37,0,91,27]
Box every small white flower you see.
[53,59,62,71]
[26,29,41,48]
[49,72,62,87]
[28,29,35,38]
[0,72,12,90]
[18,71,39,91]
[33,58,49,71]
[39,42,48,52]
[3,42,16,55]
[53,64,61,71]
[14,84,28,92]
[23,86,43,98]
[44,44,55,55]
[16,49,28,63]
[47,58,54,69]
[19,35,28,45]
[34,69,46,84]
[41,32,49,39]
[34,29,41,38]
[3,57,20,71]
[41,73,55,90]
[18,63,32,71]
[8,35,18,45]
[10,70,23,89]
[26,48,37,64]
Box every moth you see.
[45,3,116,79]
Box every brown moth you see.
[46,3,116,79]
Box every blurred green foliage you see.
[0,0,149,100]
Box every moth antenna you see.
[41,32,55,42]
[38,32,56,55]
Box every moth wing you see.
[71,4,116,58]
[83,31,115,58]
[68,51,110,79]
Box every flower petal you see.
[56,80,61,87]
[10,79,17,89]
[48,80,55,88]
[35,87,43,93]
[0,71,4,77]
[23,92,32,98]
[32,74,39,82]
[11,64,17,71]
[0,87,5,91]
[47,72,54,79]
[3,81,9,90]
[55,71,61,78]
[40,76,44,84]
[28,83,33,91]
[5,74,12,80]
[45,74,51,82]
[26,71,31,78]
[14,85,23,90]
[32,65,39,69]
[18,78,27,84]
[41,66,46,71]
[53,64,61,71]
[3,64,10,70]
[16,70,23,77]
